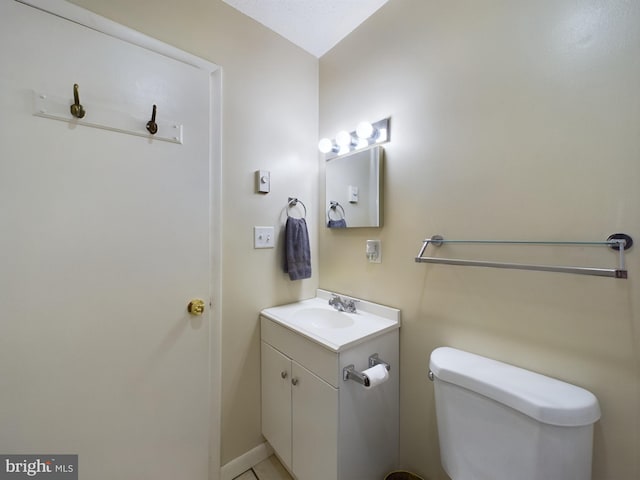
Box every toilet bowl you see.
[429,347,601,480]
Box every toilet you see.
[429,347,601,480]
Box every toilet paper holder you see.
[343,353,391,387]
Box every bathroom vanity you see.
[260,290,400,480]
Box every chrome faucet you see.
[328,294,358,313]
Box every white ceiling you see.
[222,0,389,58]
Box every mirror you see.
[325,145,383,228]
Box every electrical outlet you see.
[366,239,381,263]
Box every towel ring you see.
[327,201,345,220]
[287,197,307,218]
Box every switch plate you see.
[348,185,359,203]
[254,226,275,249]
[256,170,270,194]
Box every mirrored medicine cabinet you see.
[325,145,383,228]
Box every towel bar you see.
[415,234,632,279]
[327,201,345,220]
[287,197,307,218]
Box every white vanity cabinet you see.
[261,342,294,468]
[261,340,338,480]
[260,296,399,480]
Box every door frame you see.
[15,1,223,478]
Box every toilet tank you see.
[429,347,601,480]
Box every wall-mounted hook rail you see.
[34,90,183,144]
[146,104,158,134]
[415,234,632,279]
[70,83,85,118]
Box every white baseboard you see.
[220,442,274,480]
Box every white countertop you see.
[260,289,401,352]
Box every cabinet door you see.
[261,342,293,469]
[292,362,338,480]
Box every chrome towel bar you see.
[415,234,632,279]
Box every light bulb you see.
[356,121,375,139]
[335,130,353,147]
[318,138,334,153]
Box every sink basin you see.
[260,290,400,351]
[291,308,355,329]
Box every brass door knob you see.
[188,299,205,316]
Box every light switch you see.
[256,170,270,194]
[348,185,359,203]
[254,226,275,248]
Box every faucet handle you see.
[344,298,359,312]
[328,294,359,312]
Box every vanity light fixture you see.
[335,130,355,147]
[318,137,339,154]
[318,117,390,158]
[356,121,375,140]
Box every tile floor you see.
[233,455,293,480]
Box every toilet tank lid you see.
[429,347,601,426]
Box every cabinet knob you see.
[291,378,299,386]
[281,371,288,379]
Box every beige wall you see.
[68,0,320,465]
[319,1,639,479]
[59,1,640,478]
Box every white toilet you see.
[429,347,601,480]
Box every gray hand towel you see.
[327,219,347,228]
[284,217,312,280]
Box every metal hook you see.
[70,83,85,119]
[146,104,158,135]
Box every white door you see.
[0,2,215,479]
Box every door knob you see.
[281,371,288,379]
[188,299,205,316]
[291,378,299,386]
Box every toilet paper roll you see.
[363,363,389,389]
